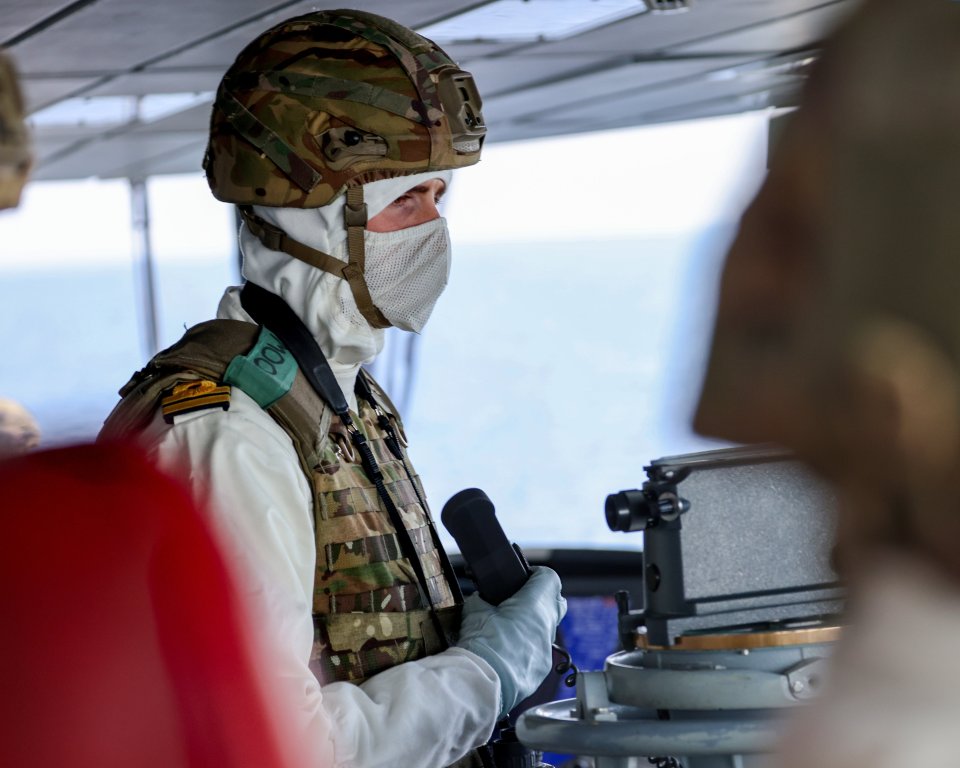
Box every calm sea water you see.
[0,254,236,444]
[0,231,733,548]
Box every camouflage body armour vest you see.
[311,378,461,683]
[101,320,463,686]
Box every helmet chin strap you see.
[238,186,392,329]
[342,186,391,329]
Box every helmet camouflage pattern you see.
[0,51,32,210]
[204,9,486,208]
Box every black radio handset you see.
[443,487,573,761]
[441,487,532,605]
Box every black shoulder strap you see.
[241,283,351,416]
[355,370,463,604]
[239,282,454,643]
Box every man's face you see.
[366,178,446,233]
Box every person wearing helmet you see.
[101,10,565,768]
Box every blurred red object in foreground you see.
[0,442,312,768]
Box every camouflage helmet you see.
[203,8,485,208]
[0,52,32,210]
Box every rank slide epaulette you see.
[161,380,231,424]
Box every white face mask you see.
[360,217,452,333]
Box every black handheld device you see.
[441,487,531,605]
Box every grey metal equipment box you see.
[610,445,843,647]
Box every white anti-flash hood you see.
[220,170,451,408]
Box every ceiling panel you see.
[7,0,299,73]
[98,136,208,180]
[157,0,483,70]
[672,1,856,54]
[125,102,212,135]
[26,118,114,145]
[464,54,615,101]
[0,0,74,46]
[29,135,82,164]
[521,64,806,130]
[84,70,222,98]
[484,54,756,124]
[639,84,802,125]
[2,0,865,181]
[516,0,848,57]
[117,144,208,178]
[31,132,202,181]
[17,75,102,111]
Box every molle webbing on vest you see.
[310,392,459,684]
[310,604,462,685]
[315,561,452,615]
[324,522,434,572]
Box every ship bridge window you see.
[0,112,767,550]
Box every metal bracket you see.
[784,657,829,701]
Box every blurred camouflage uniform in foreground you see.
[0,53,40,456]
[695,0,960,764]
[0,52,30,210]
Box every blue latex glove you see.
[456,566,567,718]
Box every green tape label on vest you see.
[223,327,297,408]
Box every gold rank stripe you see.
[161,384,231,423]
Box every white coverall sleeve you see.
[142,388,499,768]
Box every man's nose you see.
[415,194,441,226]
